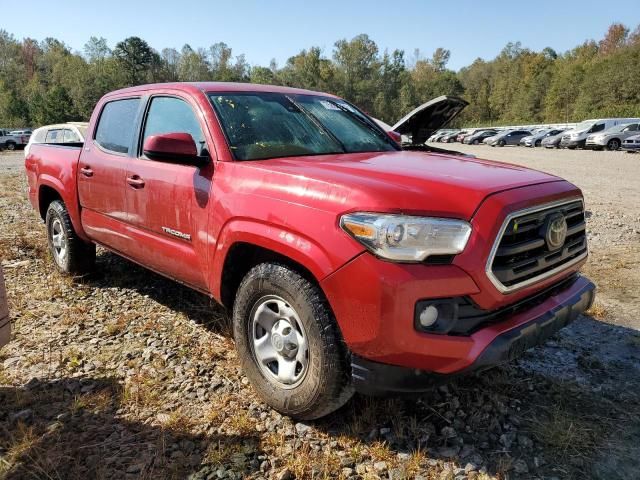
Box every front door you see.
[124,94,213,290]
[77,97,141,252]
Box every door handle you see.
[80,166,93,177]
[126,175,145,188]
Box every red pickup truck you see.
[25,82,594,419]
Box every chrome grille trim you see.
[485,197,588,294]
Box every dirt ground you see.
[1,147,639,480]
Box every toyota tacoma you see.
[25,83,594,419]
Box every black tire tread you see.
[233,262,353,420]
[46,200,95,276]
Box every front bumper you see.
[352,275,595,394]
[560,138,585,148]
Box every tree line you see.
[0,23,639,129]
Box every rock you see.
[294,422,311,435]
[276,468,294,480]
[10,409,33,424]
[464,462,477,473]
[373,461,388,473]
[437,446,460,458]
[441,426,457,439]
[513,459,529,474]
[126,463,144,474]
[341,467,354,477]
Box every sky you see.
[4,0,640,71]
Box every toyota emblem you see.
[544,213,568,250]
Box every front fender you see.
[209,218,362,301]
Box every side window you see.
[590,123,605,133]
[94,98,140,154]
[63,129,81,143]
[142,96,206,156]
[45,129,61,143]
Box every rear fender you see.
[37,174,90,242]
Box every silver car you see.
[522,129,567,147]
[585,123,640,151]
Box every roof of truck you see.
[105,82,338,99]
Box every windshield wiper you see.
[284,95,347,153]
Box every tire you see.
[473,139,479,145]
[45,200,96,276]
[5,142,16,151]
[607,139,621,151]
[497,140,506,147]
[535,140,542,147]
[233,262,353,420]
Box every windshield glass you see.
[209,92,398,161]
[575,121,596,131]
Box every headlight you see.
[340,213,472,262]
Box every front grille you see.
[488,199,587,292]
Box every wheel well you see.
[220,242,319,310]
[38,186,63,221]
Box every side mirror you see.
[143,132,205,165]
[387,130,402,143]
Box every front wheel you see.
[5,142,16,151]
[607,139,621,151]
[233,263,353,419]
[46,200,96,276]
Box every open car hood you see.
[391,95,469,145]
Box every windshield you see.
[574,121,596,131]
[209,92,398,161]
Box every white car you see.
[25,122,88,157]
[585,123,640,151]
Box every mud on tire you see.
[232,262,354,420]
[45,200,96,276]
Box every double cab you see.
[25,83,594,419]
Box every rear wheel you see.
[233,263,353,419]
[46,200,95,276]
[5,142,16,151]
[607,139,621,151]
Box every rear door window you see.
[94,98,141,154]
[590,123,605,133]
[45,129,62,143]
[63,129,81,143]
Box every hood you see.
[391,96,469,145]
[245,150,560,220]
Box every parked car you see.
[0,265,9,348]
[622,133,640,153]
[560,118,640,149]
[25,122,89,157]
[483,131,505,145]
[541,132,565,149]
[455,129,475,143]
[488,129,532,147]
[522,129,566,147]
[25,82,594,420]
[464,129,498,145]
[438,130,460,143]
[431,130,456,142]
[0,129,30,150]
[585,123,639,151]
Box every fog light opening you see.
[419,305,439,328]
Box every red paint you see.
[143,132,198,158]
[25,82,590,375]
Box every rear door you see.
[123,93,213,289]
[77,97,142,252]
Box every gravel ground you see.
[1,148,639,480]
